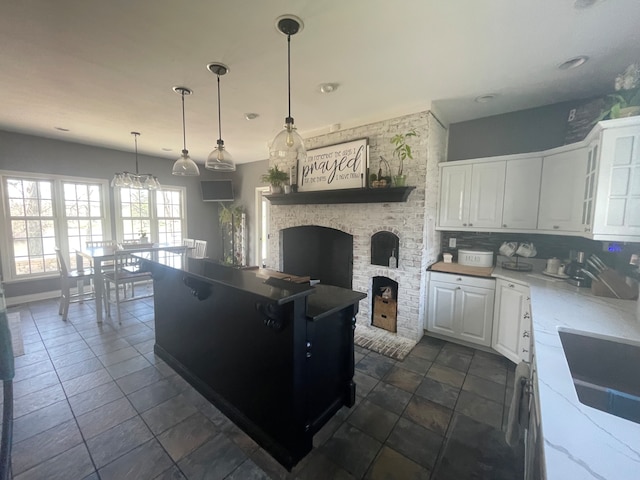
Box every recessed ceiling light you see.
[474,94,497,103]
[54,126,70,132]
[574,0,598,9]
[245,113,259,120]
[559,56,589,70]
[319,83,338,94]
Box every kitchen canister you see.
[458,249,494,267]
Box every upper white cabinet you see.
[438,162,505,229]
[537,146,588,232]
[502,157,542,230]
[589,124,640,240]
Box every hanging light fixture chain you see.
[133,132,140,174]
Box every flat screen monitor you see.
[200,180,234,202]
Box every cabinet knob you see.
[456,277,462,281]
[553,225,559,229]
[468,223,473,226]
[456,286,461,290]
[463,223,467,227]
[508,283,515,288]
[502,224,507,228]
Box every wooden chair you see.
[54,247,97,321]
[85,240,117,249]
[193,240,207,259]
[102,250,153,323]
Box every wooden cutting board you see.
[430,261,494,277]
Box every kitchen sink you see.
[558,328,640,424]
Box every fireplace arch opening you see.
[281,225,353,288]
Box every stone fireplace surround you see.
[266,111,446,358]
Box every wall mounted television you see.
[201,180,234,202]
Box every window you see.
[255,186,270,267]
[115,186,186,245]
[1,172,110,280]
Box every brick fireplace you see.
[266,111,446,357]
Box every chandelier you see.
[112,132,160,189]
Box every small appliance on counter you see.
[564,251,591,287]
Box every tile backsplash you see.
[440,231,640,278]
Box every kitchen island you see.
[141,255,366,470]
[491,265,640,480]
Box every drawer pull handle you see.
[456,286,461,290]
[503,224,507,228]
[456,277,462,281]
[508,283,515,288]
[553,225,559,229]
[463,223,467,227]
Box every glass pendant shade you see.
[112,132,161,190]
[270,121,306,162]
[206,140,235,171]
[172,149,200,176]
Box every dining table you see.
[75,244,189,322]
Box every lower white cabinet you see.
[427,272,495,347]
[492,279,532,364]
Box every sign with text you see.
[298,138,367,192]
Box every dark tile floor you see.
[3,298,523,479]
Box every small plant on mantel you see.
[391,129,418,187]
[261,165,289,194]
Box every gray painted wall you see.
[447,101,576,160]
[0,130,225,298]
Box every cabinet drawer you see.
[429,271,495,290]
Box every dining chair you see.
[193,240,207,259]
[102,250,153,324]
[54,247,98,321]
[85,240,117,248]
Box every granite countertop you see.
[491,264,640,480]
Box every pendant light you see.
[269,15,306,163]
[112,132,160,190]
[205,63,235,171]
[171,86,200,176]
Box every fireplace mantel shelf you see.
[265,186,416,205]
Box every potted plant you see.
[595,63,640,122]
[390,129,418,187]
[261,165,289,194]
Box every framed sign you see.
[298,138,368,192]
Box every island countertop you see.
[491,265,640,480]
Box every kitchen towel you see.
[506,361,530,447]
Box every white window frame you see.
[0,170,111,282]
[113,185,187,245]
[255,186,270,268]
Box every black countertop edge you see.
[306,284,367,321]
[142,258,316,305]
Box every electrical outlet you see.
[449,238,456,248]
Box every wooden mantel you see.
[264,186,416,205]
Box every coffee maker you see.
[564,251,591,287]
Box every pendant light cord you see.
[133,133,139,174]
[217,75,222,142]
[287,34,292,120]
[181,91,187,152]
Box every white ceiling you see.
[1,0,639,165]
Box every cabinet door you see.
[492,280,529,363]
[592,127,640,237]
[458,285,494,347]
[502,157,542,229]
[468,162,506,228]
[427,281,458,337]
[438,165,471,228]
[537,147,587,232]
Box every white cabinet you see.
[590,124,640,239]
[427,272,495,347]
[492,279,531,364]
[537,146,587,232]
[502,157,542,230]
[438,161,505,229]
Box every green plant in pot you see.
[595,63,640,122]
[261,165,289,194]
[390,129,418,187]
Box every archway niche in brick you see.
[371,231,400,267]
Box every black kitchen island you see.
[141,255,366,470]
